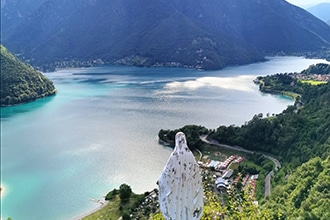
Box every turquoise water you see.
[1,57,329,220]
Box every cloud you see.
[162,76,255,93]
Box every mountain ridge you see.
[2,0,330,70]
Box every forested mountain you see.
[307,3,330,25]
[0,44,56,106]
[2,0,330,70]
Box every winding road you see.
[200,135,281,197]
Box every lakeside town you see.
[291,72,330,82]
[254,63,330,85]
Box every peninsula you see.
[0,44,56,106]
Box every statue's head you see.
[175,132,187,150]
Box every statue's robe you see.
[158,132,203,220]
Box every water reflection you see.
[0,95,56,120]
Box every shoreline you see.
[72,199,109,220]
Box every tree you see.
[105,188,118,200]
[122,211,131,220]
[119,183,132,203]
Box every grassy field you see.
[201,143,247,161]
[281,91,299,99]
[82,190,158,220]
[82,198,121,220]
[299,79,328,85]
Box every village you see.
[292,72,330,82]
[199,153,259,200]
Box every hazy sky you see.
[286,0,330,8]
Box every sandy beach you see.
[72,199,109,220]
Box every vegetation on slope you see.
[151,182,272,220]
[0,44,56,106]
[262,156,330,220]
[158,125,208,151]
[83,184,158,220]
[301,63,330,74]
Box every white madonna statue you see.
[158,132,203,220]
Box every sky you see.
[286,0,330,8]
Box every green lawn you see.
[299,79,328,85]
[281,91,299,99]
[82,192,153,220]
[83,199,121,220]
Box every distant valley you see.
[1,0,330,71]
[307,3,330,25]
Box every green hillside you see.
[0,44,56,106]
[302,63,330,74]
[262,156,330,219]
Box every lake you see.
[1,56,329,220]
